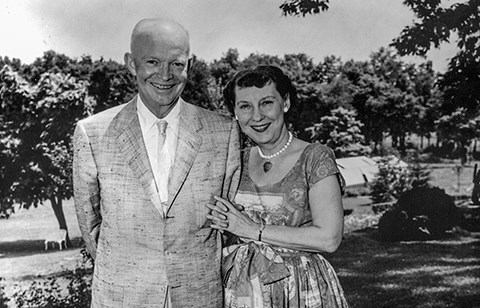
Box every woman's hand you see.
[206,196,259,240]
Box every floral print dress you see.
[223,143,349,308]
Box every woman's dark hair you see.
[223,65,298,115]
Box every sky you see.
[0,0,458,73]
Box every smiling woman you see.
[206,65,349,307]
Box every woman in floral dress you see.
[206,65,349,308]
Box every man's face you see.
[125,35,189,115]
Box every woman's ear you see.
[283,95,291,112]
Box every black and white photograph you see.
[1,0,479,307]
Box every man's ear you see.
[187,57,194,73]
[124,52,137,76]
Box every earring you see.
[234,114,238,120]
[284,107,289,112]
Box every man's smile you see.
[150,82,175,90]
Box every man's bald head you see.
[130,18,190,57]
[125,18,191,118]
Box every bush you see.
[370,156,413,203]
[0,277,9,308]
[370,154,430,203]
[378,186,460,241]
[344,212,382,233]
[371,202,395,214]
[459,208,480,232]
[12,248,93,308]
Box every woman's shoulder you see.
[302,142,336,161]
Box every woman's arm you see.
[207,174,344,253]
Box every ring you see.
[225,220,229,228]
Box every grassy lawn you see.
[1,161,479,307]
[0,200,85,306]
[327,229,480,308]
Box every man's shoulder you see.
[78,102,130,127]
[184,102,233,124]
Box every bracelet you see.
[258,220,266,241]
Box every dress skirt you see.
[223,241,349,308]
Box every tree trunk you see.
[50,196,72,247]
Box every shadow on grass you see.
[0,237,84,258]
[327,228,480,308]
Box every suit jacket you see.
[73,96,241,307]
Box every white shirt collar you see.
[136,96,182,132]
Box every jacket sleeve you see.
[73,122,101,259]
[223,119,241,201]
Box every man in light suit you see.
[73,18,240,307]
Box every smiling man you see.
[73,18,241,307]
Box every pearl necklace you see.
[258,132,293,172]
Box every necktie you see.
[157,120,167,151]
[157,120,168,206]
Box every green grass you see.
[1,161,479,307]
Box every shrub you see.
[371,202,395,214]
[370,154,430,203]
[378,186,460,241]
[370,156,412,203]
[344,212,382,233]
[12,248,93,308]
[0,277,9,308]
[459,207,480,232]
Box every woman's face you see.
[234,82,289,147]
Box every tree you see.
[280,0,330,16]
[182,55,219,111]
[279,54,340,140]
[0,65,34,216]
[348,59,393,151]
[306,107,371,157]
[392,0,480,114]
[435,107,479,163]
[0,65,95,244]
[409,62,442,149]
[86,57,135,113]
[347,48,434,154]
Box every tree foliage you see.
[306,107,371,157]
[392,0,480,114]
[392,0,479,58]
[280,0,330,16]
[435,107,480,162]
[0,45,450,226]
[0,63,95,242]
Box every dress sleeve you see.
[306,144,346,193]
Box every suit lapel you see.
[114,97,162,214]
[166,101,202,215]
